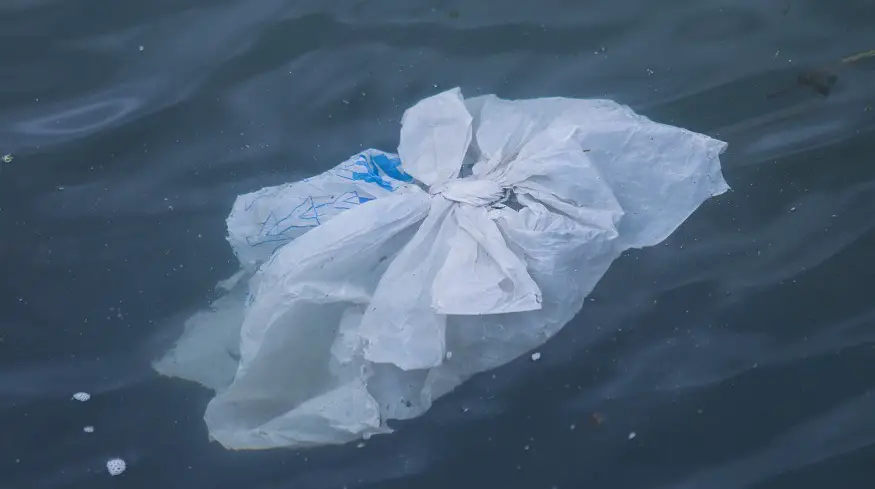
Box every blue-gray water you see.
[2,1,875,488]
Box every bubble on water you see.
[106,458,126,476]
[72,392,91,402]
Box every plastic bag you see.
[154,88,728,449]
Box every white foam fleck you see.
[106,458,126,476]
[72,392,91,402]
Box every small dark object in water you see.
[767,48,874,100]
[798,69,837,96]
[767,68,838,99]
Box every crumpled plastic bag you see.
[154,88,728,450]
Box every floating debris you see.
[627,431,637,440]
[530,352,541,361]
[106,458,126,476]
[841,49,875,65]
[1,154,12,163]
[83,426,95,433]
[72,392,91,402]
[590,412,605,426]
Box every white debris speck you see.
[72,392,91,402]
[445,351,453,359]
[106,458,126,476]
[628,431,637,440]
[1,154,12,163]
[530,352,541,361]
[789,206,797,212]
[356,442,366,448]
[83,426,95,433]
[138,45,144,52]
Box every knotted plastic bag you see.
[154,88,728,449]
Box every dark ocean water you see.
[2,0,875,488]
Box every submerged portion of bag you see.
[154,88,729,450]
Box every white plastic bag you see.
[154,88,728,449]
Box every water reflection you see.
[17,94,143,137]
